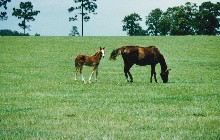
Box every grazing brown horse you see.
[75,47,105,83]
[109,46,171,83]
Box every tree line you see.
[1,1,219,36]
[0,0,97,36]
[122,1,220,36]
[0,0,40,35]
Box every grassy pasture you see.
[0,36,220,139]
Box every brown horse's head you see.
[160,69,171,83]
[109,50,117,60]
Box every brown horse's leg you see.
[124,66,129,82]
[124,64,133,82]
[128,71,133,82]
[150,65,157,83]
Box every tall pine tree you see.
[68,0,97,36]
[12,1,40,35]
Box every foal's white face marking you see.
[101,48,105,58]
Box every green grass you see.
[0,36,220,139]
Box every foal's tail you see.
[74,56,80,68]
[75,58,79,68]
[75,55,86,68]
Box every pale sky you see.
[1,0,219,36]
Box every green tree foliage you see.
[0,0,11,20]
[0,29,29,36]
[158,11,171,35]
[168,3,198,35]
[146,8,163,36]
[12,1,40,35]
[145,1,220,36]
[69,26,80,36]
[184,2,198,34]
[68,0,97,36]
[146,3,199,36]
[197,2,220,35]
[122,13,146,36]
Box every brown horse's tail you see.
[109,46,125,60]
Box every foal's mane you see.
[93,50,103,59]
[93,50,98,56]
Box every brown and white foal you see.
[75,47,105,83]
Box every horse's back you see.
[122,46,136,54]
[75,54,100,67]
[123,46,159,54]
[122,46,161,66]
[75,54,86,61]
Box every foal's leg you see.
[75,66,79,81]
[88,66,97,83]
[75,60,79,81]
[80,65,86,83]
[124,66,129,82]
[150,65,157,83]
[95,67,98,82]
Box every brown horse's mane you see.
[158,53,168,72]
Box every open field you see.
[0,36,220,139]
